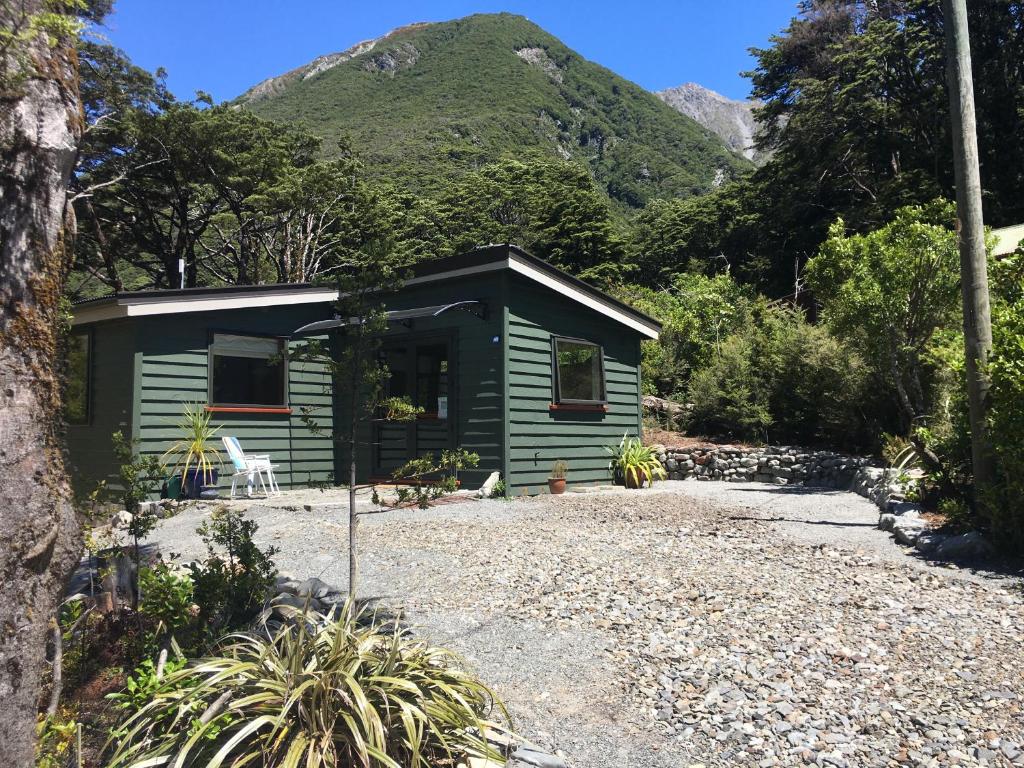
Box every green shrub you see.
[606,434,667,488]
[104,605,510,768]
[756,306,877,447]
[686,333,772,441]
[190,507,278,632]
[382,448,480,509]
[807,201,961,430]
[987,252,1024,551]
[685,305,877,447]
[108,654,190,714]
[614,273,754,400]
[35,710,79,768]
[139,563,198,646]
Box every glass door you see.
[372,338,454,478]
[373,345,412,477]
[414,343,450,459]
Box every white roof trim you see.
[71,255,660,339]
[402,260,507,286]
[993,223,1024,256]
[508,255,660,339]
[401,254,660,339]
[72,288,339,326]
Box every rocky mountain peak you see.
[657,82,765,164]
[240,21,433,103]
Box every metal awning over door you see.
[292,301,486,336]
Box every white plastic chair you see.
[222,436,281,498]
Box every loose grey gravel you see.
[151,482,1024,767]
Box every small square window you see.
[208,333,287,407]
[65,330,91,425]
[552,337,606,404]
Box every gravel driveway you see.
[151,481,1024,767]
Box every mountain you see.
[656,83,766,165]
[237,13,751,210]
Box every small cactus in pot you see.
[548,460,568,495]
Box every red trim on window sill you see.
[204,406,292,414]
[549,403,608,413]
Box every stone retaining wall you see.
[652,444,911,510]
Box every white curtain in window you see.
[211,333,280,359]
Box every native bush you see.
[104,605,510,768]
[380,448,480,509]
[34,709,79,768]
[686,305,876,447]
[687,333,771,441]
[138,563,199,648]
[614,273,755,400]
[108,654,190,715]
[987,252,1024,551]
[807,201,961,431]
[190,507,278,632]
[752,305,878,447]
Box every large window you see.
[552,337,606,404]
[65,330,90,424]
[209,333,287,408]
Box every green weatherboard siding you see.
[66,319,137,497]
[68,253,652,498]
[505,274,642,493]
[349,273,505,490]
[132,305,335,492]
[71,303,331,495]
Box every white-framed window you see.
[208,333,287,407]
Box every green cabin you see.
[68,245,660,496]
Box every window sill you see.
[205,406,292,415]
[549,403,608,413]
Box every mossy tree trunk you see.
[0,1,84,764]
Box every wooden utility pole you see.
[941,0,995,508]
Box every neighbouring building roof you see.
[71,244,661,339]
[992,223,1024,257]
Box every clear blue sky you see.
[95,1,799,103]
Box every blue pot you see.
[182,468,219,499]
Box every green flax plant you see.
[104,602,511,768]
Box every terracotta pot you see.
[547,477,567,495]
[623,469,644,489]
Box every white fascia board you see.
[71,303,127,326]
[401,260,508,286]
[507,255,660,339]
[72,288,339,326]
[403,255,659,339]
[993,223,1024,256]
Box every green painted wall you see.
[131,304,335,492]
[349,273,505,490]
[505,274,643,494]
[66,319,136,497]
[69,267,648,499]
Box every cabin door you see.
[372,337,453,479]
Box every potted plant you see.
[163,403,224,499]
[606,434,667,489]
[548,460,568,495]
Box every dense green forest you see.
[70,1,1024,547]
